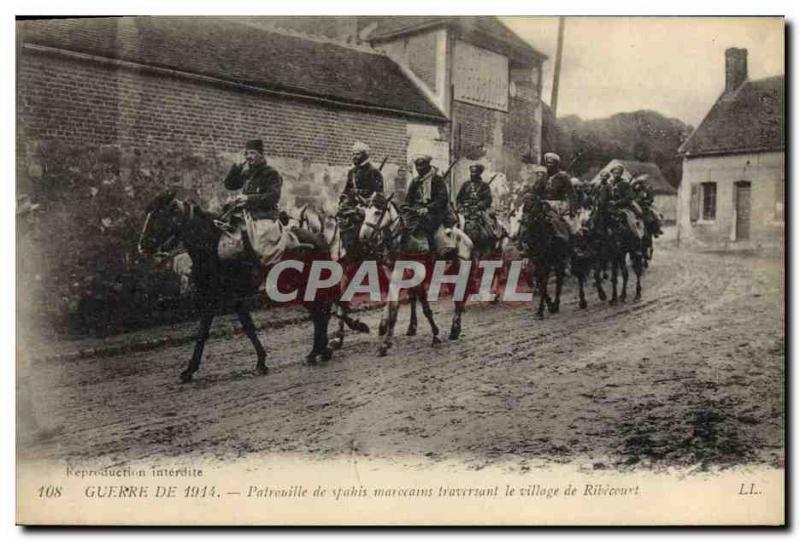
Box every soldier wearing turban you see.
[403,155,450,245]
[337,141,385,256]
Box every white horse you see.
[359,197,472,356]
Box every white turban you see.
[352,141,370,154]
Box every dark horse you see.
[520,197,571,319]
[138,191,333,383]
[569,208,600,310]
[598,210,644,304]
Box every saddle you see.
[217,210,313,266]
[615,209,645,240]
[536,202,570,242]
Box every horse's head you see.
[138,190,185,256]
[358,194,398,249]
[299,205,339,255]
[298,205,323,235]
[506,205,524,240]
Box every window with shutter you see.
[690,184,700,222]
[701,182,717,221]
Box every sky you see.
[500,17,784,126]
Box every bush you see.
[18,140,232,336]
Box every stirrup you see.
[214,219,235,232]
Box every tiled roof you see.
[19,16,447,121]
[360,16,546,65]
[678,75,784,156]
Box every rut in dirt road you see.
[20,248,784,472]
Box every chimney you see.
[725,47,748,94]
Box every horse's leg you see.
[632,252,643,301]
[379,301,399,357]
[549,258,564,314]
[406,291,418,336]
[577,263,588,309]
[235,303,267,375]
[417,288,442,345]
[330,302,346,350]
[619,254,629,303]
[314,300,333,362]
[181,310,214,383]
[609,257,619,305]
[594,265,607,301]
[449,296,465,341]
[536,265,548,319]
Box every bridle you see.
[299,206,339,253]
[361,193,397,242]
[138,197,193,257]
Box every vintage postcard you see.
[15,15,785,525]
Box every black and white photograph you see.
[14,14,785,526]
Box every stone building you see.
[676,48,784,249]
[267,16,548,209]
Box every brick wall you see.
[450,97,541,210]
[16,47,445,333]
[17,48,433,211]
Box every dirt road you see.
[19,247,785,472]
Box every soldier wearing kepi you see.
[223,138,283,223]
[337,141,384,256]
[404,155,450,251]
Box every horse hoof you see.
[330,339,343,351]
[355,322,370,334]
[609,299,618,306]
[536,312,545,320]
[179,371,193,383]
[378,345,389,357]
[319,347,333,362]
[432,335,442,346]
[305,354,318,365]
[634,294,642,302]
[579,300,588,309]
[448,327,461,341]
[548,304,560,314]
[378,321,387,336]
[597,291,607,301]
[406,327,417,337]
[255,363,269,375]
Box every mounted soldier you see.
[223,138,282,223]
[402,155,451,255]
[607,164,645,242]
[219,139,286,262]
[521,153,574,241]
[337,141,384,258]
[589,170,612,234]
[542,152,576,212]
[631,175,663,238]
[456,163,502,249]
